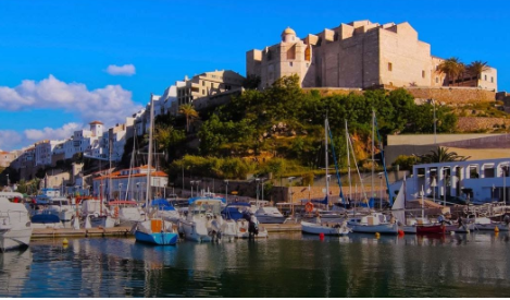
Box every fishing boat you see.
[134,93,178,245]
[109,200,144,227]
[31,214,64,229]
[301,219,350,236]
[252,202,288,224]
[347,212,399,234]
[31,190,76,223]
[222,202,268,239]
[444,219,475,233]
[180,196,232,242]
[0,193,33,251]
[80,198,115,228]
[473,215,510,231]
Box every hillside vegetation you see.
[150,75,458,181]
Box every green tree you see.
[179,104,199,132]
[419,147,469,164]
[438,57,464,86]
[16,179,27,194]
[466,60,490,81]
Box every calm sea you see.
[1,232,509,297]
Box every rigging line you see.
[327,124,345,202]
[347,130,369,202]
[374,114,393,206]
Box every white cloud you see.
[0,130,23,151]
[0,123,84,151]
[105,64,136,76]
[24,122,81,142]
[0,75,143,127]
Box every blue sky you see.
[0,0,509,150]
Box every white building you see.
[35,140,64,166]
[160,85,178,115]
[405,157,510,204]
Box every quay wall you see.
[457,117,510,132]
[403,86,496,103]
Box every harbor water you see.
[1,232,510,297]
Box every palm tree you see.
[179,103,199,132]
[438,57,464,86]
[467,60,490,83]
[419,147,470,164]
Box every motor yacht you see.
[0,193,33,251]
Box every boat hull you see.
[445,223,475,233]
[180,221,213,242]
[416,224,446,234]
[351,223,399,235]
[301,221,349,236]
[256,215,287,224]
[0,228,33,252]
[475,223,510,231]
[401,225,417,234]
[135,230,178,245]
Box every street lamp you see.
[431,98,437,146]
[224,180,229,202]
[261,178,267,202]
[190,180,195,198]
[501,166,508,205]
[255,178,260,202]
[195,180,201,196]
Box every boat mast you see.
[125,127,137,201]
[345,120,352,203]
[109,130,113,201]
[371,110,375,207]
[325,117,329,210]
[145,94,155,212]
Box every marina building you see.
[247,20,497,91]
[92,165,168,201]
[406,158,510,204]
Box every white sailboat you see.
[134,93,178,245]
[301,117,350,236]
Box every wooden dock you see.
[263,222,301,232]
[32,226,133,239]
[31,223,301,240]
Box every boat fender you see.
[305,202,314,213]
[375,232,380,239]
[113,206,120,218]
[495,226,500,233]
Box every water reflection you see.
[0,231,509,297]
[0,249,31,297]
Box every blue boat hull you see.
[135,230,178,245]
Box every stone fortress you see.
[246,20,497,91]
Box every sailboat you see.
[134,93,178,245]
[392,180,445,234]
[301,117,350,236]
[346,112,398,234]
